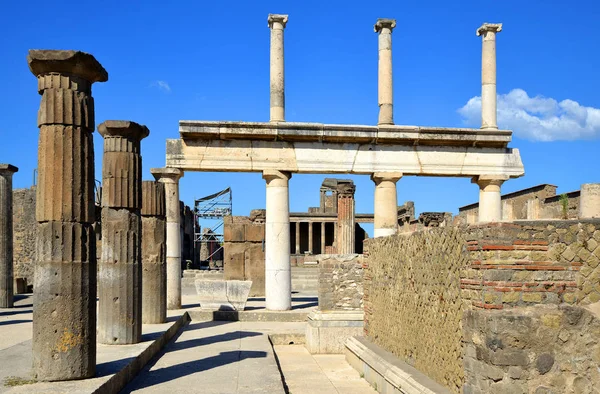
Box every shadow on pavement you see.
[0,320,32,326]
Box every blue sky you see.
[1,0,599,236]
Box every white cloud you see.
[458,89,600,141]
[150,80,171,93]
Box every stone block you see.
[245,224,264,242]
[194,279,252,311]
[14,277,27,294]
[224,242,245,280]
[305,311,364,354]
[244,243,265,296]
[224,223,244,242]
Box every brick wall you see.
[363,228,469,393]
[223,216,265,296]
[317,254,363,311]
[12,187,36,287]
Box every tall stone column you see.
[268,14,288,122]
[0,164,18,308]
[477,23,502,129]
[150,168,184,309]
[336,183,356,253]
[371,172,402,237]
[308,222,313,254]
[579,184,600,219]
[375,18,396,125]
[473,175,508,223]
[263,170,291,311]
[321,222,326,254]
[98,121,148,344]
[28,50,107,381]
[141,180,167,323]
[295,222,300,254]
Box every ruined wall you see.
[12,187,36,286]
[317,254,363,311]
[223,215,265,296]
[363,228,469,392]
[542,192,580,220]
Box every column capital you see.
[374,18,396,33]
[268,14,288,29]
[476,23,502,37]
[98,120,149,142]
[337,183,356,197]
[28,49,108,83]
[0,164,18,175]
[371,172,403,184]
[262,170,291,183]
[151,167,184,183]
[472,174,509,187]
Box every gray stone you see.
[535,353,554,375]
[559,305,584,325]
[194,279,252,311]
[490,381,527,394]
[490,348,528,366]
[0,164,18,308]
[534,387,554,394]
[508,366,523,379]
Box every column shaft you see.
[308,222,313,254]
[295,221,300,254]
[0,165,17,308]
[263,170,291,311]
[320,222,326,254]
[474,175,507,223]
[29,49,107,381]
[337,183,356,253]
[375,19,396,125]
[372,173,402,238]
[268,14,288,122]
[477,23,502,129]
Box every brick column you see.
[308,222,313,254]
[477,23,502,130]
[141,180,167,323]
[375,18,396,125]
[337,183,356,253]
[295,221,300,254]
[321,222,326,254]
[371,172,402,237]
[268,14,288,122]
[0,164,18,308]
[28,50,107,381]
[98,121,148,344]
[473,175,508,223]
[150,168,184,310]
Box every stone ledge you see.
[345,336,451,394]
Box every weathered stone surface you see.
[0,164,18,308]
[536,353,554,375]
[194,279,252,311]
[30,49,105,381]
[98,208,142,344]
[317,254,363,311]
[141,215,166,324]
[141,181,165,217]
[336,183,355,254]
[11,187,36,287]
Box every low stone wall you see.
[364,228,469,393]
[12,187,36,288]
[223,216,265,296]
[317,254,363,311]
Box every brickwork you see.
[317,254,363,311]
[12,187,36,286]
[363,228,469,393]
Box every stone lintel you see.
[150,167,184,183]
[0,164,18,174]
[28,50,108,83]
[476,23,502,36]
[268,14,288,28]
[371,172,403,184]
[98,120,150,141]
[374,18,396,33]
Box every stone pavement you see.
[274,345,376,394]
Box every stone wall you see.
[317,254,363,311]
[363,228,469,392]
[223,215,265,296]
[12,187,36,287]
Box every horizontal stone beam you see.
[166,138,524,178]
[179,121,513,148]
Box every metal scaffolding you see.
[193,187,232,265]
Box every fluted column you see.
[141,180,167,323]
[375,18,396,125]
[372,172,402,237]
[0,164,18,308]
[477,23,502,130]
[28,50,107,381]
[473,175,508,223]
[263,170,291,310]
[150,168,184,309]
[336,183,356,253]
[308,222,313,254]
[98,121,148,345]
[268,14,288,122]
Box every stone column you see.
[262,170,291,311]
[371,172,402,237]
[308,222,313,254]
[0,164,18,308]
[98,121,148,345]
[477,23,502,130]
[268,14,288,122]
[579,184,600,219]
[28,50,107,381]
[375,18,396,125]
[141,180,167,323]
[336,183,356,253]
[295,221,300,254]
[321,222,326,254]
[473,175,508,223]
[150,168,184,309]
